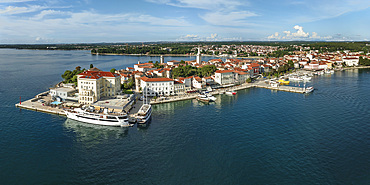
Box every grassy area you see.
[123,89,134,94]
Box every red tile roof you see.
[78,71,118,79]
[140,77,174,82]
[215,70,234,73]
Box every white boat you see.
[301,76,312,81]
[137,87,153,124]
[136,104,152,124]
[269,80,279,87]
[196,95,210,103]
[289,76,303,81]
[200,92,217,101]
[207,94,217,101]
[305,86,314,93]
[225,91,237,95]
[65,107,130,127]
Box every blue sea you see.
[0,49,369,184]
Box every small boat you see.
[200,92,217,101]
[269,80,279,87]
[304,86,314,93]
[278,79,290,85]
[289,76,303,81]
[65,106,130,127]
[225,91,237,95]
[207,94,217,101]
[302,76,312,81]
[196,95,210,103]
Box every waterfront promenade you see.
[15,81,306,116]
[151,81,305,104]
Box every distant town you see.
[14,42,370,121]
[57,42,370,105]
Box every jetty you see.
[15,98,66,116]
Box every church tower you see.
[196,47,202,64]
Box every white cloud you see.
[291,25,309,37]
[148,0,245,10]
[31,9,68,20]
[201,11,257,26]
[267,25,333,40]
[178,33,241,41]
[287,0,370,23]
[267,32,279,39]
[0,0,35,3]
[0,8,194,43]
[0,5,45,15]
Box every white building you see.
[214,70,235,85]
[174,81,186,95]
[192,76,205,89]
[140,77,174,97]
[134,62,156,72]
[49,87,77,102]
[77,70,121,104]
[342,57,359,66]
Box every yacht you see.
[64,107,130,127]
[196,94,210,103]
[136,104,152,124]
[225,90,237,95]
[289,76,303,81]
[199,92,217,102]
[305,86,314,94]
[301,75,312,81]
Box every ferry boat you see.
[64,107,130,127]
[136,104,152,124]
[305,86,314,93]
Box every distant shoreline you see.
[92,53,263,59]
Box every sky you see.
[0,0,369,43]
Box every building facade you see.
[140,77,174,97]
[214,70,235,85]
[77,70,121,104]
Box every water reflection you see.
[64,118,128,144]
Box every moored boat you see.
[289,76,303,81]
[304,86,314,93]
[200,92,217,101]
[278,79,290,85]
[225,91,237,95]
[136,104,152,124]
[64,107,130,127]
[196,95,210,103]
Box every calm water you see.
[0,49,369,184]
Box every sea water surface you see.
[0,49,369,184]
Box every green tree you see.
[110,68,116,73]
[90,64,94,68]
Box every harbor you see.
[16,80,307,117]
